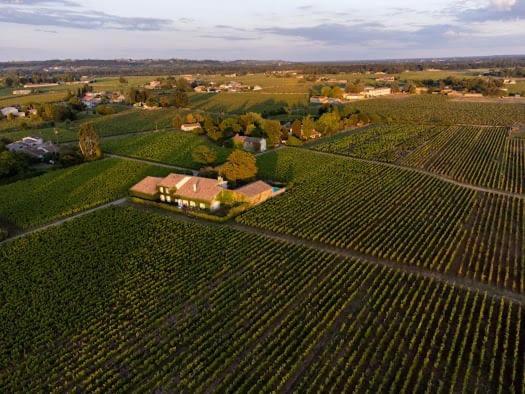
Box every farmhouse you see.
[12,89,32,95]
[310,96,329,104]
[1,107,24,118]
[233,181,274,204]
[233,134,267,152]
[131,174,227,211]
[343,93,365,101]
[145,80,162,90]
[503,79,517,85]
[6,136,59,160]
[362,87,391,97]
[23,83,59,88]
[131,173,279,212]
[181,123,202,132]
[375,76,395,82]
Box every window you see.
[190,201,196,207]
[166,196,171,203]
[160,195,166,202]
[159,187,164,193]
[200,203,205,209]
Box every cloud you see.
[0,5,174,30]
[35,28,57,33]
[458,0,524,21]
[199,34,257,41]
[0,0,79,5]
[256,22,466,48]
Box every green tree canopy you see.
[191,145,217,166]
[220,149,257,183]
[78,122,102,161]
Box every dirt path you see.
[130,202,525,305]
[105,153,199,175]
[299,148,524,200]
[0,198,127,246]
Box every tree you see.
[220,150,257,183]
[321,86,332,97]
[262,119,281,146]
[332,86,345,98]
[302,116,315,139]
[291,119,302,138]
[172,114,183,129]
[173,91,189,108]
[119,76,128,84]
[203,117,222,141]
[176,78,192,92]
[316,112,340,136]
[192,145,217,166]
[78,122,102,161]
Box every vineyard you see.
[308,124,446,162]
[0,158,170,229]
[0,206,523,392]
[401,125,525,194]
[103,131,231,169]
[346,95,525,126]
[240,148,525,292]
[189,92,309,114]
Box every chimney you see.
[193,180,198,193]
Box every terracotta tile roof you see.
[158,173,187,189]
[175,176,223,202]
[235,180,272,198]
[130,176,163,196]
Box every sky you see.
[0,0,523,61]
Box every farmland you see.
[0,91,69,107]
[0,158,170,229]
[103,131,232,169]
[346,95,525,126]
[310,124,525,194]
[239,148,524,293]
[309,124,446,162]
[189,92,309,114]
[0,206,522,392]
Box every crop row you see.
[0,206,523,392]
[346,95,525,126]
[402,126,524,194]
[244,148,525,292]
[309,124,445,162]
[102,130,232,169]
[0,157,171,229]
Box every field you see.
[189,92,308,114]
[309,124,525,194]
[238,148,524,293]
[103,131,232,169]
[309,124,446,162]
[0,91,69,107]
[0,206,522,392]
[401,125,525,194]
[0,158,170,229]
[347,95,525,126]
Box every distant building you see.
[233,181,274,205]
[181,123,202,132]
[6,136,59,160]
[233,134,267,152]
[503,79,517,85]
[12,89,32,95]
[145,80,162,90]
[344,94,365,101]
[362,87,391,97]
[1,107,23,118]
[375,76,395,82]
[194,85,207,93]
[23,83,59,88]
[310,96,329,104]
[252,85,263,91]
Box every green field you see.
[309,124,446,162]
[189,92,308,114]
[346,95,525,126]
[0,91,69,107]
[238,148,524,293]
[0,158,170,229]
[103,131,232,169]
[0,206,522,392]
